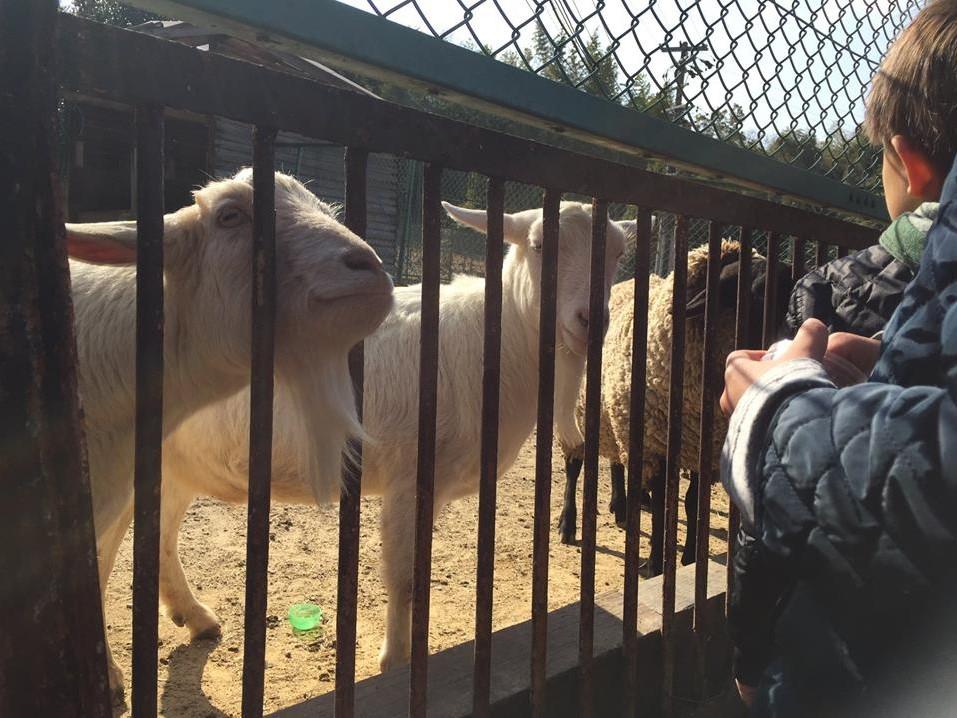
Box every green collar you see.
[878,202,939,271]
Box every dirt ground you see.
[106,434,730,717]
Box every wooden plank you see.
[56,14,879,248]
[270,563,728,718]
[0,1,111,715]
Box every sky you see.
[337,0,920,143]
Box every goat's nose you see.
[343,247,381,273]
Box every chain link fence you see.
[394,159,726,285]
[393,160,831,286]
[346,0,919,192]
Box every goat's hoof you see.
[378,645,410,674]
[557,516,577,545]
[168,603,222,641]
[640,490,652,509]
[615,517,627,530]
[108,664,126,708]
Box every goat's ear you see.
[442,202,540,246]
[613,219,638,245]
[65,221,138,265]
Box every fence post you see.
[0,2,111,715]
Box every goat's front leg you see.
[557,455,583,544]
[97,502,133,706]
[608,461,627,528]
[378,484,427,672]
[158,479,221,640]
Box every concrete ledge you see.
[271,561,734,717]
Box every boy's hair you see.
[865,0,957,174]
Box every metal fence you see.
[353,0,918,192]
[5,4,878,718]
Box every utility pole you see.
[655,40,708,275]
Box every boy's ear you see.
[890,135,946,201]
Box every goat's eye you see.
[530,242,543,254]
[216,206,247,228]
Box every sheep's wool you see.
[571,240,745,484]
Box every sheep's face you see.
[66,169,394,369]
[442,201,631,357]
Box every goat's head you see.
[65,169,395,366]
[442,201,632,357]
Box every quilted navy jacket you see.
[783,244,914,339]
[723,155,957,718]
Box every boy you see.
[721,2,957,715]
[783,0,956,340]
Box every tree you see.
[66,0,162,27]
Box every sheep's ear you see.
[442,202,539,246]
[65,221,138,265]
[686,261,746,319]
[613,219,638,245]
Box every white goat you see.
[67,169,393,701]
[157,201,632,671]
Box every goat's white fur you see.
[70,169,392,700]
[157,200,632,671]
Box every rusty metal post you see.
[131,102,165,718]
[241,125,278,718]
[0,2,111,716]
[661,216,689,717]
[335,147,368,718]
[530,189,561,718]
[727,228,752,600]
[762,233,781,347]
[472,177,505,718]
[578,199,609,717]
[409,163,443,718]
[622,208,652,718]
[693,221,722,699]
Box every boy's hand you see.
[720,319,829,416]
[826,332,882,377]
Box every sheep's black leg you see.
[609,462,627,528]
[649,460,665,577]
[682,472,700,566]
[558,456,583,544]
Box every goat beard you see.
[553,349,587,449]
[275,347,365,505]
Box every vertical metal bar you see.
[762,233,781,347]
[472,177,505,718]
[578,199,608,718]
[240,125,277,718]
[623,208,652,718]
[791,237,807,284]
[131,103,164,718]
[334,147,368,718]
[815,240,827,269]
[837,244,849,259]
[727,228,752,601]
[530,189,561,718]
[409,163,443,718]
[661,216,689,717]
[693,221,721,698]
[0,2,111,712]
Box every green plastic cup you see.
[288,603,323,632]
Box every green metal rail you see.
[125,0,886,224]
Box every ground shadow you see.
[160,638,229,718]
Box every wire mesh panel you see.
[348,0,917,191]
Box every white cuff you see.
[721,358,835,533]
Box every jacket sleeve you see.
[722,328,957,683]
